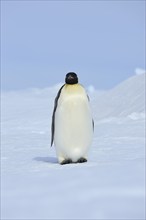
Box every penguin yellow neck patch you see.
[64,84,85,94]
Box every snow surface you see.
[135,68,146,76]
[1,73,146,220]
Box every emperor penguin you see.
[51,72,94,165]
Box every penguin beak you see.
[68,75,74,80]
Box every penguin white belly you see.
[54,87,93,163]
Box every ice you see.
[1,73,145,219]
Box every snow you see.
[135,68,146,75]
[87,85,96,94]
[1,73,145,219]
[93,73,145,120]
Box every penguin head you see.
[65,72,78,85]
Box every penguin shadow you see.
[33,156,58,164]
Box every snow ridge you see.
[92,73,145,121]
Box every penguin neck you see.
[65,83,79,89]
[64,83,84,94]
[66,83,78,86]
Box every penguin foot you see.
[60,159,72,165]
[77,157,87,163]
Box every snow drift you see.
[92,73,145,121]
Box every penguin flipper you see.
[51,84,65,147]
[92,119,94,131]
